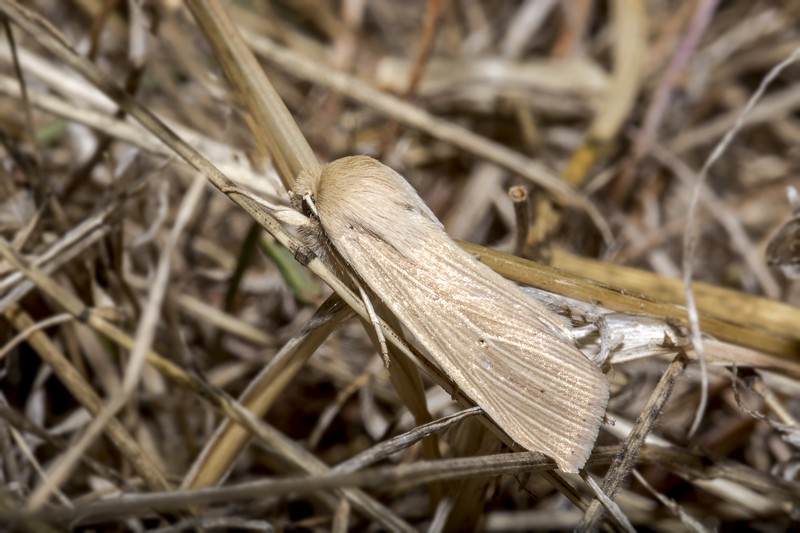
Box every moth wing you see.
[332,225,609,473]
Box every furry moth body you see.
[295,156,609,472]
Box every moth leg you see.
[356,284,390,368]
[293,246,316,266]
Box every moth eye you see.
[478,338,487,347]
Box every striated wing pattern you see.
[334,225,609,473]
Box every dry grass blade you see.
[563,0,645,187]
[579,352,687,530]
[23,173,204,511]
[0,239,413,530]
[469,242,800,361]
[2,302,171,494]
[17,449,615,524]
[681,45,800,437]
[186,0,318,187]
[182,295,352,489]
[241,29,613,241]
[2,1,800,530]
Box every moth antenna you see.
[221,185,282,211]
[303,193,319,218]
[222,185,311,229]
[356,282,390,368]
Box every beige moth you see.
[294,155,609,473]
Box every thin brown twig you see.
[578,352,688,531]
[379,0,446,156]
[614,0,720,203]
[508,185,530,257]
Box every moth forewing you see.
[296,156,609,473]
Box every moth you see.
[294,156,609,473]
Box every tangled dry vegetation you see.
[0,1,799,531]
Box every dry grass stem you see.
[1,1,799,530]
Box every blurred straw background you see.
[0,0,799,531]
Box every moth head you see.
[292,168,321,220]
